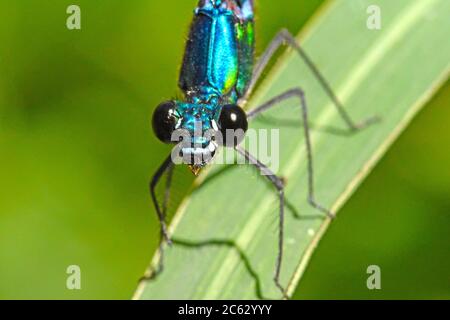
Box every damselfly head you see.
[152,100,248,174]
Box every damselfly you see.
[148,0,376,297]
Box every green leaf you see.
[135,0,449,299]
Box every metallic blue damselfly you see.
[148,0,376,297]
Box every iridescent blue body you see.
[173,0,255,167]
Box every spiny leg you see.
[240,28,378,130]
[149,154,174,275]
[235,145,288,298]
[162,163,174,219]
[158,161,174,274]
[248,87,335,218]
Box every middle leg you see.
[248,87,336,218]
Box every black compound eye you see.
[218,104,248,147]
[152,101,178,143]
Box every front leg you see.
[140,154,174,282]
[149,155,174,245]
[235,145,288,299]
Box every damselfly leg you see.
[241,29,378,296]
[244,88,326,297]
[147,155,174,278]
[241,29,379,129]
[235,145,287,299]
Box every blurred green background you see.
[0,0,448,299]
